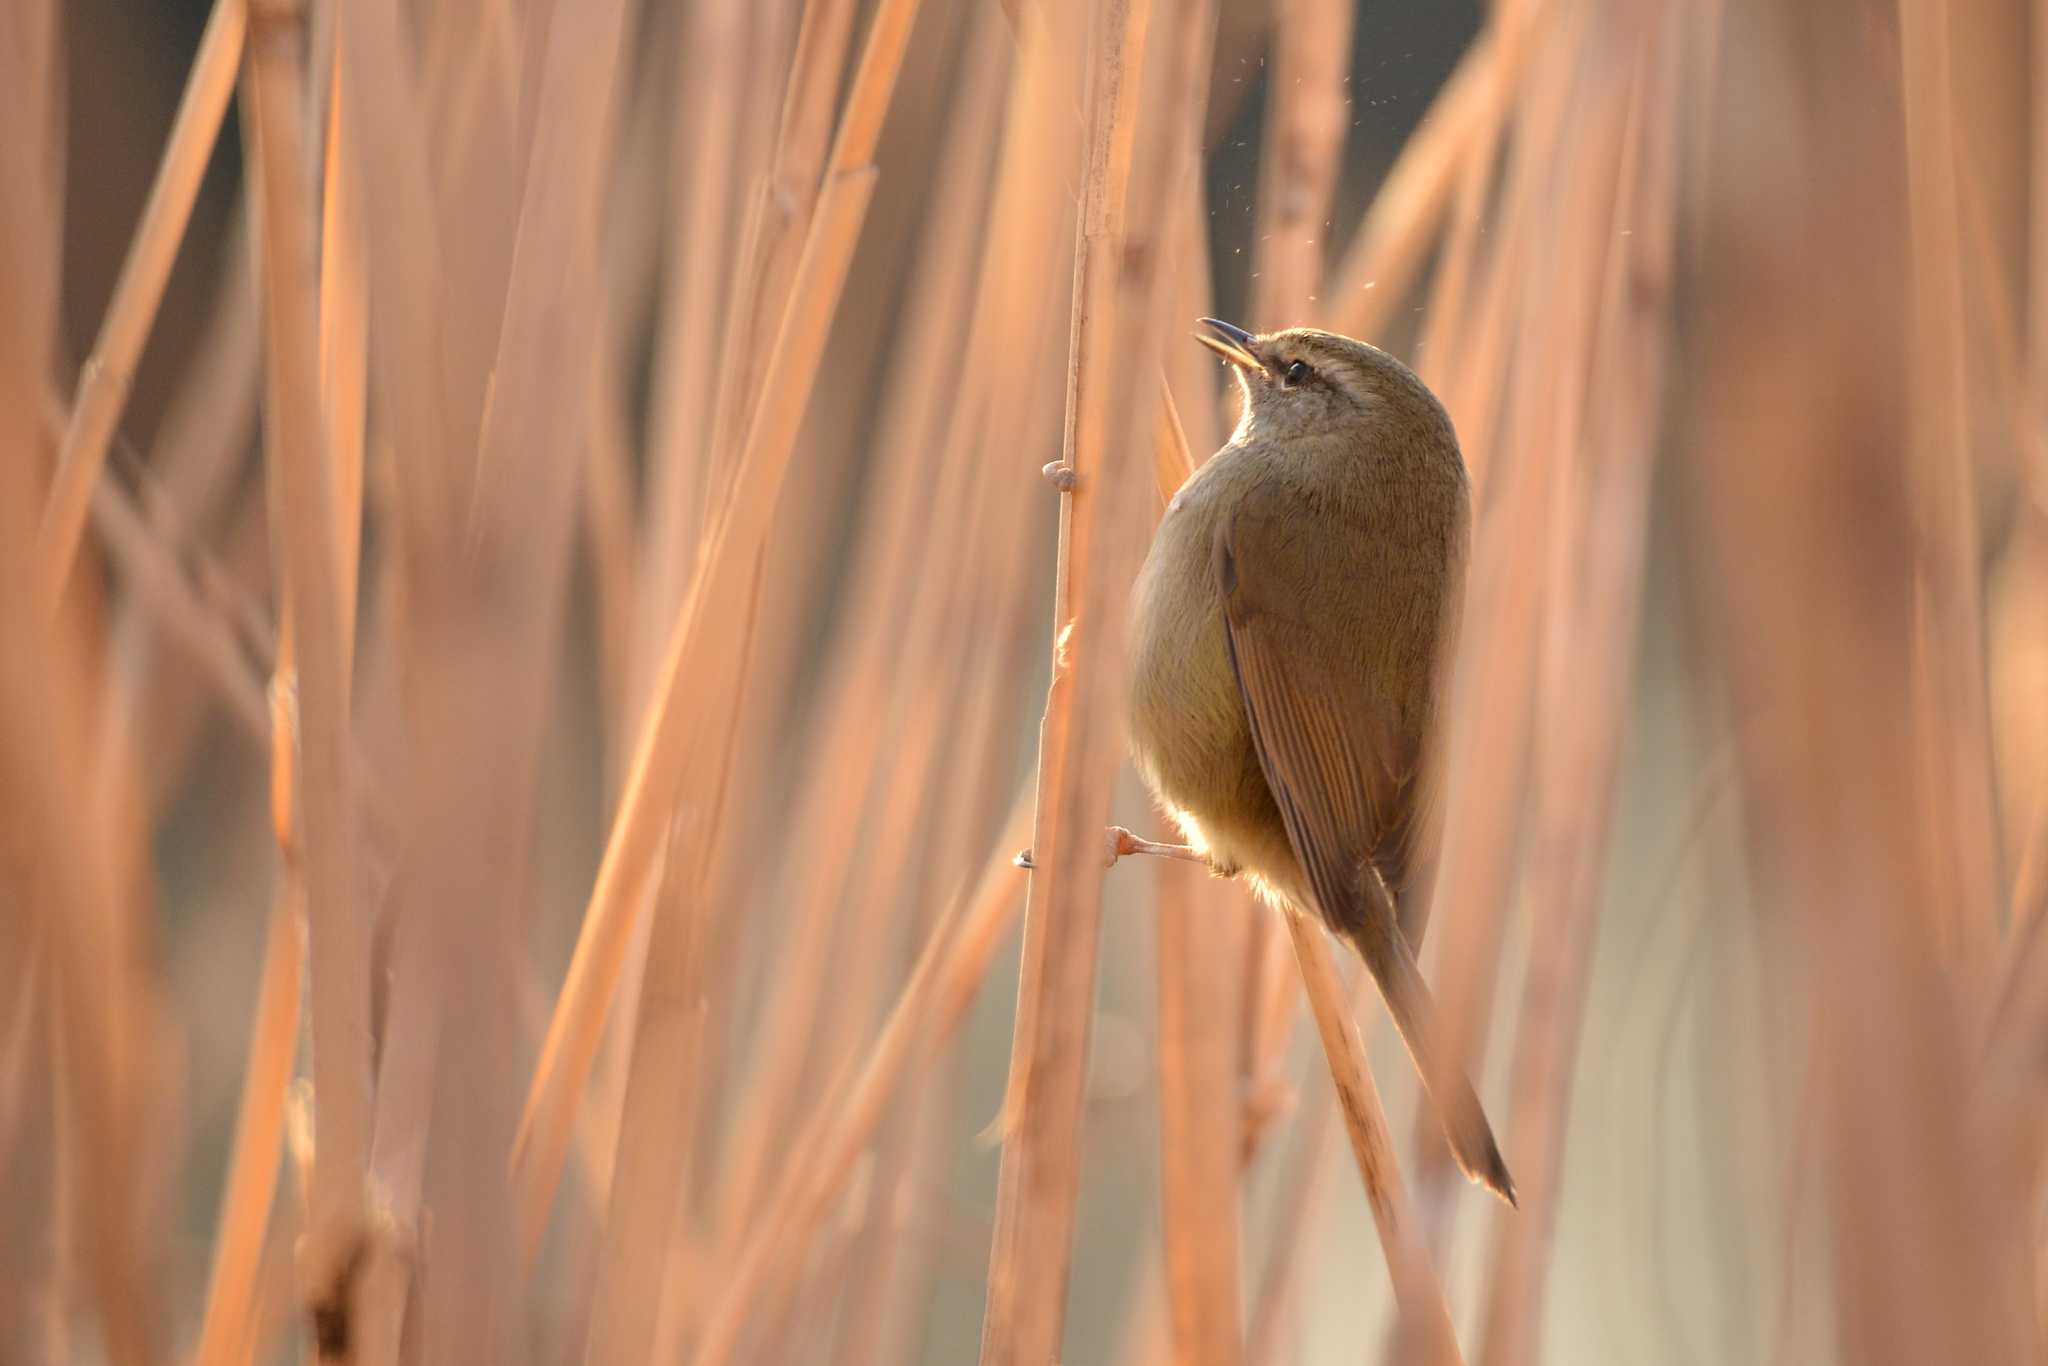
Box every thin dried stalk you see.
[316,25,366,668]
[979,0,1180,1356]
[1284,909,1462,1364]
[36,0,248,614]
[192,895,305,1366]
[512,0,925,1265]
[245,0,371,1341]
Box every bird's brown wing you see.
[1214,486,1514,1205]
[1209,484,1415,933]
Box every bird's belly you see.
[1126,507,1295,888]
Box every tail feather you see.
[1346,893,1516,1207]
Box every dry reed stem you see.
[192,895,306,1366]
[36,0,247,616]
[980,0,1181,1356]
[584,566,759,1366]
[1248,0,1353,326]
[1899,0,2006,977]
[246,2,375,1351]
[513,0,923,1263]
[1477,17,1671,1362]
[1283,909,1463,1363]
[693,797,1034,1365]
[316,27,366,670]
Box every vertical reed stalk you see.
[246,0,371,1346]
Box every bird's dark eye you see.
[1283,360,1312,387]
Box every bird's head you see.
[1194,318,1455,453]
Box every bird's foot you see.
[1013,826,1207,871]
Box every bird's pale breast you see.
[1126,454,1299,890]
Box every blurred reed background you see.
[4,0,2048,1361]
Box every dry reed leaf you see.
[36,0,247,617]
[191,896,305,1366]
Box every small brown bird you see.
[1127,318,1513,1205]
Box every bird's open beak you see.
[1195,317,1264,373]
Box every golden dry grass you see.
[7,0,2048,1362]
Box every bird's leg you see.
[1012,825,1205,870]
[1107,826,1206,863]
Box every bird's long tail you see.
[1346,887,1516,1207]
